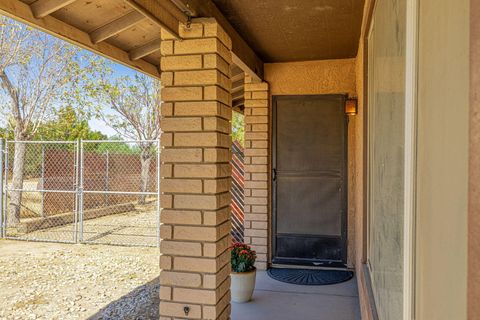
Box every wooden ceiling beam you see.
[0,0,160,78]
[231,72,244,83]
[231,64,243,75]
[172,0,264,81]
[30,0,77,18]
[232,84,243,95]
[129,38,161,61]
[232,53,261,83]
[125,0,183,40]
[90,11,145,44]
[157,0,188,24]
[232,78,244,89]
[232,90,244,101]
[232,98,244,112]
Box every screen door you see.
[272,95,348,266]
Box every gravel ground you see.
[0,239,159,320]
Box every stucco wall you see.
[265,59,356,97]
[469,1,480,318]
[264,59,357,267]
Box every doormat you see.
[267,268,354,286]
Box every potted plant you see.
[230,242,257,303]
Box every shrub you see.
[230,242,256,273]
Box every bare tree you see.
[0,17,86,226]
[98,73,161,204]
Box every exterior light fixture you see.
[345,98,358,116]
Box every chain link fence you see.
[0,139,160,247]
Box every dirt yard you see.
[0,240,159,320]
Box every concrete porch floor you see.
[231,271,361,320]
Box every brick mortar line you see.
[167,34,232,50]
[161,35,231,49]
[169,100,232,107]
[160,146,231,150]
[169,255,231,273]
[162,192,231,196]
[162,83,230,90]
[162,177,232,180]
[162,83,231,95]
[162,253,230,263]
[161,66,231,80]
[161,130,232,135]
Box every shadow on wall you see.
[87,277,159,320]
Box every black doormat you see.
[267,268,354,286]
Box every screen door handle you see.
[272,168,277,181]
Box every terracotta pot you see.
[231,268,256,303]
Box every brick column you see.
[159,18,232,320]
[243,77,270,270]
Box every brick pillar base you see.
[243,77,270,270]
[159,18,232,320]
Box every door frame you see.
[271,94,349,267]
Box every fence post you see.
[0,139,4,238]
[40,144,45,218]
[73,140,79,243]
[3,142,8,238]
[156,139,160,247]
[105,150,109,207]
[79,139,84,242]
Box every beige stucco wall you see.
[416,0,469,318]
[469,1,480,319]
[264,59,357,267]
[265,59,357,97]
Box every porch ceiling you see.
[211,0,365,62]
[2,0,169,78]
[1,0,364,80]
[1,0,263,82]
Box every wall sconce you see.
[345,98,358,116]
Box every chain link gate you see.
[0,139,160,247]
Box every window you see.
[367,1,407,319]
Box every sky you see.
[89,118,117,137]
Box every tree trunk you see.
[7,132,27,227]
[138,149,152,205]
